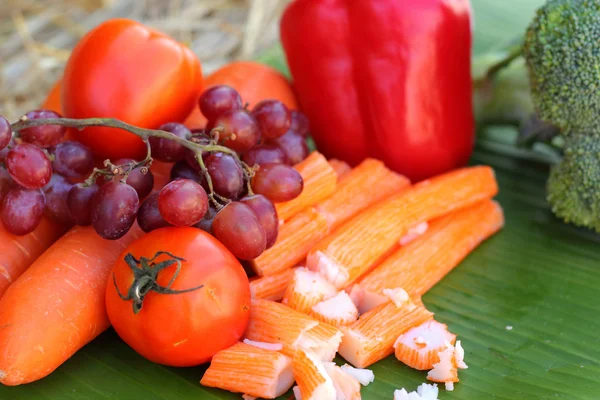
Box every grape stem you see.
[10,116,254,205]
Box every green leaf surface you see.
[4,0,599,399]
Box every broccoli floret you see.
[547,133,600,231]
[523,0,600,134]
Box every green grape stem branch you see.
[9,115,256,207]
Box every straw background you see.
[0,0,288,121]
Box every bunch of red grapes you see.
[0,85,310,260]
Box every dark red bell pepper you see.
[280,0,474,181]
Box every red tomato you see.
[105,227,250,366]
[62,19,203,160]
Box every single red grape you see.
[137,192,171,233]
[268,130,309,165]
[6,143,52,189]
[199,85,243,121]
[204,152,244,199]
[150,122,191,162]
[43,174,74,223]
[0,187,45,235]
[212,202,266,260]
[252,163,303,203]
[252,100,291,139]
[91,181,139,240]
[0,138,15,162]
[0,116,12,150]
[20,109,66,148]
[289,110,310,137]
[207,110,260,153]
[242,144,288,167]
[158,179,208,226]
[51,141,94,178]
[67,183,99,226]
[114,158,154,200]
[0,167,16,202]
[193,205,217,236]
[240,194,278,248]
[170,160,204,184]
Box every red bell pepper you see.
[280,0,474,181]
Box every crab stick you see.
[426,341,468,391]
[311,291,359,327]
[299,322,344,362]
[252,208,328,276]
[293,349,337,400]
[328,159,352,181]
[324,362,362,400]
[394,320,456,370]
[200,342,294,399]
[338,289,434,368]
[283,268,337,314]
[250,268,295,301]
[276,152,337,222]
[357,200,504,311]
[316,158,410,231]
[307,166,498,289]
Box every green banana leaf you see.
[3,1,599,399]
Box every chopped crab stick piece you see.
[340,364,375,386]
[338,289,434,368]
[358,200,504,309]
[252,208,329,276]
[293,349,337,400]
[250,268,295,301]
[283,268,338,314]
[200,342,294,399]
[311,291,359,327]
[393,320,456,370]
[426,341,466,391]
[243,339,284,351]
[307,166,498,289]
[328,159,352,181]
[324,362,362,400]
[245,299,319,357]
[316,158,410,231]
[276,152,337,222]
[393,383,439,400]
[298,322,344,362]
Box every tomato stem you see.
[113,251,204,314]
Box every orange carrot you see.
[394,320,456,370]
[275,152,337,222]
[200,342,294,399]
[307,166,498,289]
[249,268,296,301]
[328,159,352,181]
[251,208,328,276]
[0,218,68,298]
[0,225,143,386]
[338,289,434,368]
[316,158,410,230]
[244,299,319,357]
[357,200,504,310]
[293,348,337,400]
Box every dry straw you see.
[0,0,288,120]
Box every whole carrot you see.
[0,225,142,386]
[0,217,68,298]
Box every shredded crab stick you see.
[426,341,468,391]
[252,208,328,276]
[200,342,294,399]
[0,218,68,298]
[0,225,142,386]
[357,200,504,311]
[338,289,434,368]
[311,291,359,327]
[307,166,498,289]
[275,152,337,222]
[393,320,456,370]
[323,362,362,400]
[283,267,337,314]
[316,158,410,231]
[244,299,319,357]
[250,268,295,301]
[340,364,375,386]
[394,383,440,400]
[328,158,352,181]
[293,349,337,400]
[299,322,343,362]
